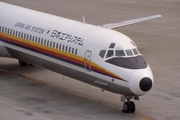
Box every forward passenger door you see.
[84,50,92,72]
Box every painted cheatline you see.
[0,32,124,81]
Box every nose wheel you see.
[122,101,135,113]
[121,96,137,113]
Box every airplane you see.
[0,2,161,113]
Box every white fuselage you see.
[0,2,154,96]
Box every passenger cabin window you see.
[6,28,8,34]
[41,38,43,44]
[16,31,18,37]
[126,49,133,56]
[18,32,21,38]
[34,37,37,42]
[47,40,49,46]
[115,50,125,57]
[53,42,55,48]
[106,50,114,58]
[72,48,74,54]
[27,34,29,40]
[56,43,59,49]
[99,50,106,58]
[38,38,41,43]
[69,47,71,53]
[21,33,23,38]
[2,27,4,32]
[65,46,68,52]
[59,44,61,50]
[10,29,13,35]
[24,33,26,39]
[8,28,10,34]
[50,41,52,47]
[4,28,6,33]
[62,45,65,51]
[29,35,32,40]
[75,49,78,55]
[13,30,15,36]
[44,39,46,45]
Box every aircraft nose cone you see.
[139,77,153,92]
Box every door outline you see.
[84,50,92,72]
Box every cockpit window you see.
[133,48,139,55]
[126,49,133,56]
[99,50,106,58]
[130,41,136,47]
[106,50,114,58]
[115,50,125,57]
[109,43,115,48]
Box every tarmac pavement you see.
[0,0,180,119]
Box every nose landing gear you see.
[122,101,135,113]
[121,96,138,113]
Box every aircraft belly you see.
[0,45,12,57]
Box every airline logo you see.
[14,22,45,34]
[14,22,84,46]
[50,30,84,46]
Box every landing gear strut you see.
[121,96,138,113]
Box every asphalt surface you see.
[0,0,180,120]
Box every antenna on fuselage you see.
[82,16,86,23]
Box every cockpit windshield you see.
[115,50,125,57]
[133,48,139,55]
[98,43,145,69]
[125,49,133,56]
[99,43,140,59]
[99,48,140,59]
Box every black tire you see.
[18,60,28,66]
[122,102,129,113]
[129,101,136,113]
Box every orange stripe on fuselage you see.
[0,32,126,82]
